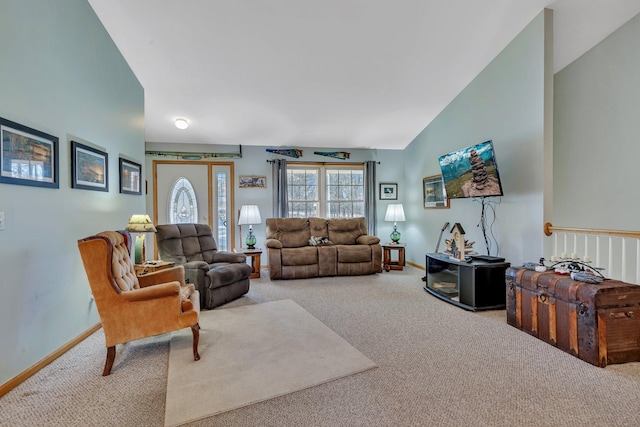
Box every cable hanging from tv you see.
[475,196,500,256]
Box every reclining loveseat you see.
[265,217,382,280]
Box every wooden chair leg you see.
[191,323,201,361]
[103,346,116,376]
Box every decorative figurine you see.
[450,223,466,261]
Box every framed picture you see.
[379,183,397,200]
[423,175,450,209]
[119,158,142,195]
[0,117,59,188]
[239,175,267,188]
[71,141,108,192]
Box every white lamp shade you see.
[384,204,405,222]
[125,214,157,232]
[238,205,262,225]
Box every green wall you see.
[554,12,640,230]
[0,0,144,385]
[402,11,552,266]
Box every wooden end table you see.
[235,248,262,279]
[134,260,175,276]
[382,243,405,272]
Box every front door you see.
[154,161,234,251]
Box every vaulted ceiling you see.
[88,0,640,150]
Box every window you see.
[287,164,364,218]
[168,177,198,224]
[215,171,228,249]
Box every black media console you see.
[424,253,510,311]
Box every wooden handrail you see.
[543,222,640,239]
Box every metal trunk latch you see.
[578,303,588,316]
[538,293,549,304]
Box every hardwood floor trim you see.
[406,260,425,270]
[0,323,102,398]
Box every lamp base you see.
[245,230,257,250]
[134,234,146,264]
[390,225,401,244]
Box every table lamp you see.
[238,205,262,249]
[125,214,157,264]
[385,204,405,244]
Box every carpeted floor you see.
[1,266,640,426]
[164,299,376,426]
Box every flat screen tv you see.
[438,140,504,199]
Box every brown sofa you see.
[265,217,382,280]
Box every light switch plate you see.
[0,211,4,230]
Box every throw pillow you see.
[309,235,332,246]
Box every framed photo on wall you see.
[0,117,59,189]
[239,175,267,188]
[423,175,449,209]
[119,158,142,195]
[379,183,397,200]
[71,141,108,192]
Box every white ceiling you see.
[88,0,640,150]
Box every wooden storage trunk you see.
[506,267,640,367]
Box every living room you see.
[1,1,640,423]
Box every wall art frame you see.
[239,175,267,188]
[0,117,59,189]
[379,182,398,200]
[71,141,108,192]
[423,174,450,209]
[119,158,142,195]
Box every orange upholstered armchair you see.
[77,231,200,375]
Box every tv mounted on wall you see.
[438,140,504,199]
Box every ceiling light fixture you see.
[174,118,189,130]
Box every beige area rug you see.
[164,299,377,426]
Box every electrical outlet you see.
[0,211,5,230]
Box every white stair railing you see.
[543,222,640,284]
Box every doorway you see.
[153,161,235,251]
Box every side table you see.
[382,243,405,272]
[134,260,175,276]
[235,248,262,279]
